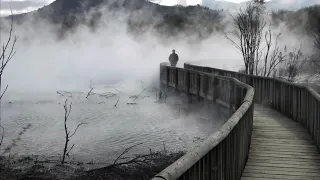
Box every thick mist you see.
[0,2,316,165]
[0,6,248,100]
[1,4,313,99]
[0,3,236,163]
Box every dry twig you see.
[113,143,143,165]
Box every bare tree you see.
[226,1,289,77]
[225,2,266,75]
[308,18,320,74]
[279,45,308,82]
[0,11,18,147]
[61,99,87,165]
[310,57,320,74]
[254,29,286,77]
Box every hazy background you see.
[1,2,315,97]
[0,0,318,164]
[1,0,320,16]
[0,4,247,98]
[0,0,234,163]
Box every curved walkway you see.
[241,104,320,180]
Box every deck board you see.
[241,104,320,180]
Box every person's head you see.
[172,49,175,53]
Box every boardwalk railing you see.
[152,63,254,180]
[184,62,320,150]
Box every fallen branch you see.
[57,91,73,97]
[114,97,120,107]
[0,125,4,147]
[57,91,64,96]
[105,84,122,88]
[113,142,143,165]
[130,88,146,101]
[86,88,94,99]
[86,149,185,174]
[126,102,137,105]
[99,92,117,98]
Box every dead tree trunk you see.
[61,99,87,165]
[0,11,18,147]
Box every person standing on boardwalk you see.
[168,49,179,67]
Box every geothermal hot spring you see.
[1,85,226,164]
[0,19,239,166]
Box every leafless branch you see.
[69,122,87,138]
[57,91,64,96]
[226,2,266,75]
[99,92,117,98]
[0,9,18,149]
[278,44,308,82]
[66,144,75,157]
[57,91,73,97]
[61,99,87,165]
[113,142,143,165]
[0,125,4,147]
[0,85,8,101]
[126,102,137,105]
[104,84,122,88]
[114,97,120,107]
[86,88,93,99]
[130,88,146,101]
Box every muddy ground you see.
[0,151,184,180]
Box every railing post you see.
[212,76,218,103]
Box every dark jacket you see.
[169,53,179,64]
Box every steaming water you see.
[0,10,234,165]
[0,87,226,164]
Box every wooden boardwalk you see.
[241,104,320,180]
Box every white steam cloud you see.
[0,4,245,100]
[0,1,315,100]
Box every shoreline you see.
[0,150,184,180]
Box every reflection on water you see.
[0,89,225,163]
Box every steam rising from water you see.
[0,5,248,98]
[0,2,315,163]
[0,4,233,161]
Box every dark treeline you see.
[2,0,320,41]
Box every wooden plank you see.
[250,146,319,152]
[245,162,320,170]
[242,172,320,180]
[249,150,320,157]
[244,165,320,173]
[241,176,317,180]
[241,105,320,179]
[243,168,320,176]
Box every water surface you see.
[0,88,225,164]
